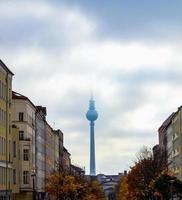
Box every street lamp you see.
[31,169,36,200]
[170,179,174,200]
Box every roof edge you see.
[0,59,14,75]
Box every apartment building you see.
[63,147,71,172]
[0,60,14,200]
[168,107,182,180]
[159,107,182,181]
[45,122,55,178]
[158,113,176,167]
[0,60,70,200]
[12,91,36,200]
[53,131,59,170]
[35,106,47,200]
[54,129,63,170]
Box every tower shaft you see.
[90,121,95,176]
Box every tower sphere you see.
[86,110,98,121]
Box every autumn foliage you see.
[116,147,182,200]
[45,171,106,200]
[151,172,182,199]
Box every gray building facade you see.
[35,106,47,199]
[159,107,182,181]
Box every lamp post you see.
[170,179,174,200]
[31,169,36,200]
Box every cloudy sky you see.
[1,0,182,174]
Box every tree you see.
[89,180,106,200]
[116,146,168,200]
[45,171,106,200]
[116,176,130,200]
[46,171,85,200]
[151,172,182,200]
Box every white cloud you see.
[1,0,182,174]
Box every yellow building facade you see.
[0,60,14,199]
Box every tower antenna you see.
[91,90,94,100]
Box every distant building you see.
[0,60,14,199]
[158,108,182,181]
[53,129,64,170]
[158,112,176,166]
[53,130,60,170]
[45,122,55,178]
[63,147,71,172]
[167,107,182,180]
[70,164,85,177]
[97,172,126,200]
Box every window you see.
[0,167,6,185]
[19,131,24,140]
[23,149,29,161]
[23,171,29,184]
[13,169,16,184]
[13,141,16,157]
[19,112,24,121]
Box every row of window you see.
[0,80,7,101]
[0,137,5,156]
[0,196,10,200]
[0,138,11,159]
[12,140,29,161]
[0,136,29,162]
[18,112,35,127]
[0,167,29,185]
[0,167,6,185]
[0,108,6,127]
[19,130,31,141]
[10,170,29,185]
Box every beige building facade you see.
[12,91,36,200]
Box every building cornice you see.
[0,59,14,75]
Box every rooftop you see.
[12,91,36,108]
[0,59,14,75]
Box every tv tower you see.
[86,94,98,176]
